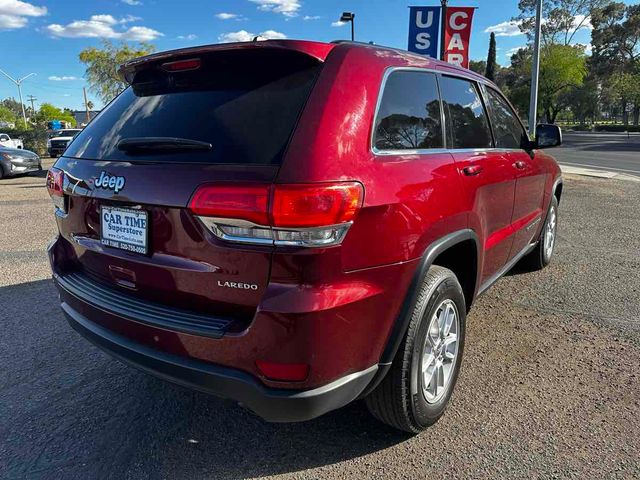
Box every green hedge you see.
[593,124,640,132]
[0,128,48,156]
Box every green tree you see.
[79,40,156,104]
[485,32,497,81]
[36,103,77,127]
[469,60,487,76]
[504,44,586,123]
[0,105,17,125]
[516,0,610,46]
[607,72,640,124]
[1,98,24,118]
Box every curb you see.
[560,164,640,182]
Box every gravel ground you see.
[0,164,638,480]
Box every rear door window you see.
[485,88,527,149]
[439,76,492,149]
[373,71,443,151]
[64,49,322,165]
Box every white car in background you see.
[47,129,82,157]
[0,133,24,149]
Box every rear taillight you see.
[189,182,363,248]
[46,168,66,213]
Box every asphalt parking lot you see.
[1,159,639,479]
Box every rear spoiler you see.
[118,40,335,84]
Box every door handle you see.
[513,161,526,170]
[462,165,483,176]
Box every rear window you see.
[373,71,443,151]
[65,49,322,165]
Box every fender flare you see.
[359,228,480,398]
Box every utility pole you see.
[0,69,36,127]
[528,0,543,137]
[27,95,37,114]
[440,0,448,61]
[83,87,90,123]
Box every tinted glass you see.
[486,88,525,149]
[440,76,492,149]
[373,71,443,151]
[64,49,321,165]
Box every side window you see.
[373,71,443,151]
[439,76,492,149]
[485,88,526,149]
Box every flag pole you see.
[440,0,448,61]
[528,0,543,137]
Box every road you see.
[553,131,640,176]
[1,161,639,479]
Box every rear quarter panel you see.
[278,44,469,272]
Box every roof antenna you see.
[252,35,261,41]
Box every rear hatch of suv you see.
[51,44,328,333]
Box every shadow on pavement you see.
[0,279,408,480]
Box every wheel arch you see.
[359,229,480,398]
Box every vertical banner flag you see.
[444,7,475,68]
[407,6,441,57]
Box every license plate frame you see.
[100,206,149,255]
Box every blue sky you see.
[0,0,598,111]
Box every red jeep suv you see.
[47,40,562,433]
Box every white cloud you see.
[485,20,523,37]
[506,46,526,57]
[45,14,163,41]
[218,29,286,43]
[249,0,301,18]
[216,12,238,20]
[49,75,78,81]
[572,14,592,31]
[121,0,142,5]
[331,20,345,27]
[579,42,592,54]
[303,15,320,21]
[177,33,197,40]
[120,14,142,24]
[0,0,47,30]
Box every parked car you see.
[46,40,562,432]
[0,146,41,178]
[0,133,24,149]
[47,129,82,157]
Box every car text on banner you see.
[443,6,475,68]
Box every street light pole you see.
[0,69,36,127]
[528,0,543,137]
[339,12,355,41]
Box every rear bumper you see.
[61,300,377,422]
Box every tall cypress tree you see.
[485,32,497,81]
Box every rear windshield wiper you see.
[117,137,212,153]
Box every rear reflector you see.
[189,182,363,248]
[46,168,66,213]
[46,168,64,197]
[161,58,201,72]
[256,360,309,382]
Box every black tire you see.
[520,196,558,271]
[0,165,5,180]
[365,265,466,433]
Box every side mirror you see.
[535,123,562,149]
